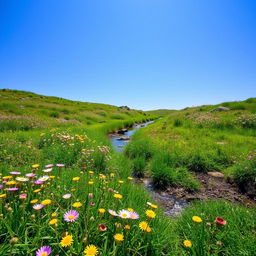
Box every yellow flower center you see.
[68,215,74,220]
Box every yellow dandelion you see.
[30,199,38,204]
[0,194,7,198]
[139,221,149,231]
[146,226,152,233]
[192,216,202,223]
[59,234,73,247]
[113,193,122,199]
[41,199,52,205]
[33,189,41,193]
[51,212,57,217]
[98,208,105,214]
[89,171,94,174]
[146,210,156,219]
[150,204,158,209]
[49,176,55,179]
[183,240,192,247]
[84,244,98,256]
[32,164,39,168]
[3,176,12,180]
[88,181,94,185]
[72,202,82,208]
[49,218,58,225]
[118,180,124,184]
[6,181,16,185]
[114,233,124,242]
[127,208,134,212]
[72,177,80,181]
[124,225,131,230]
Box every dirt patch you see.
[165,172,255,207]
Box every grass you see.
[0,90,255,255]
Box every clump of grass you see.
[132,156,146,178]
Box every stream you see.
[109,121,188,217]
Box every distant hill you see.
[0,89,153,131]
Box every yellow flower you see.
[118,180,124,184]
[49,176,55,179]
[72,202,82,208]
[51,212,57,217]
[49,218,58,225]
[183,240,192,247]
[32,164,39,168]
[146,210,156,219]
[30,199,38,204]
[192,216,202,223]
[127,208,134,212]
[110,173,115,177]
[73,177,80,181]
[146,226,152,233]
[113,193,122,199]
[41,199,52,205]
[89,171,94,174]
[0,194,6,198]
[150,204,158,209]
[33,189,41,193]
[88,181,94,185]
[59,234,73,247]
[98,208,105,214]
[114,233,124,242]
[6,181,16,185]
[124,225,131,230]
[3,176,12,180]
[84,244,99,256]
[71,188,77,192]
[127,177,133,180]
[139,221,149,231]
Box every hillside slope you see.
[0,89,153,131]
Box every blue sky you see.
[0,0,255,110]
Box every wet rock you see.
[117,136,130,141]
[207,172,225,178]
[117,129,128,134]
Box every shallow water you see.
[109,120,188,216]
[109,121,153,152]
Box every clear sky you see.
[0,0,255,110]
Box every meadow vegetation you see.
[0,91,255,255]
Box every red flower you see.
[215,217,227,226]
[98,224,107,232]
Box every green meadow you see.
[0,90,255,255]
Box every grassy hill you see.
[0,89,153,132]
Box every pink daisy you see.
[36,246,51,256]
[64,210,79,222]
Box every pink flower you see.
[215,217,227,226]
[64,210,79,222]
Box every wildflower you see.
[32,164,39,168]
[127,208,134,212]
[64,210,79,222]
[71,188,77,192]
[72,177,80,181]
[63,193,71,199]
[16,177,29,182]
[30,199,38,204]
[192,216,202,223]
[215,217,227,226]
[33,189,41,193]
[118,210,131,219]
[114,233,124,242]
[139,221,149,231]
[146,226,152,232]
[84,244,99,256]
[90,202,95,206]
[38,176,50,182]
[56,164,65,167]
[130,212,139,219]
[49,219,58,225]
[98,208,105,214]
[34,180,44,185]
[183,240,192,248]
[36,246,51,256]
[49,176,55,179]
[3,176,12,180]
[72,202,82,208]
[10,237,19,244]
[19,194,27,199]
[51,212,57,217]
[150,204,158,209]
[45,164,54,168]
[124,225,131,230]
[88,193,93,198]
[42,168,52,173]
[6,181,16,185]
[41,199,52,205]
[113,193,122,199]
[10,172,21,175]
[88,181,94,185]
[0,194,7,198]
[118,180,124,184]
[59,234,73,247]
[127,177,133,180]
[26,173,36,178]
[33,204,44,210]
[216,241,222,246]
[89,171,94,174]
[146,210,156,219]
[108,209,118,216]
[98,224,107,231]
[6,188,19,191]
